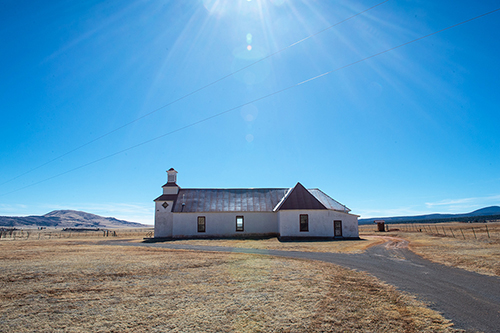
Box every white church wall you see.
[154,201,174,238]
[172,211,278,238]
[278,210,359,238]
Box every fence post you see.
[442,226,446,236]
[434,225,439,234]
[485,225,490,238]
[472,227,477,239]
[460,228,465,240]
[450,228,455,238]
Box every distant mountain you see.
[0,210,149,228]
[466,206,500,216]
[359,206,500,225]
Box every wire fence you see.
[0,228,154,241]
[359,222,500,241]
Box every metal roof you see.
[171,188,289,213]
[308,189,351,212]
[274,182,327,210]
[154,187,351,213]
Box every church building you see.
[154,168,359,240]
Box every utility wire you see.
[0,0,389,187]
[1,6,498,198]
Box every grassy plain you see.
[0,239,455,332]
[164,237,384,253]
[359,222,500,276]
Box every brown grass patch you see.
[167,237,381,254]
[0,239,456,332]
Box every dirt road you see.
[106,238,500,332]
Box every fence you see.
[359,222,500,241]
[0,228,154,241]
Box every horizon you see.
[2,202,499,225]
[1,0,499,224]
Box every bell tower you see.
[163,168,179,195]
[154,168,180,238]
[167,168,178,184]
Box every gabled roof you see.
[274,182,327,211]
[154,185,351,213]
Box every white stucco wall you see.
[278,210,358,238]
[154,201,174,238]
[172,212,278,238]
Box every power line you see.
[0,0,389,188]
[1,6,498,198]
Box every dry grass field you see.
[0,239,456,332]
[359,222,500,276]
[0,229,381,253]
[0,228,154,241]
[165,237,384,253]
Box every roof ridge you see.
[178,187,289,190]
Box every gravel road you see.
[105,238,500,332]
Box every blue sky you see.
[1,0,499,224]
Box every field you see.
[157,237,384,253]
[359,222,500,276]
[0,228,154,240]
[0,238,455,332]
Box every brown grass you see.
[167,237,382,253]
[1,230,380,253]
[0,228,154,241]
[0,239,456,332]
[360,222,500,276]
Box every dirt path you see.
[103,239,500,332]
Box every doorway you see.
[334,220,342,237]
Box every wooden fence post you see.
[472,227,477,239]
[450,228,455,238]
[442,226,446,236]
[460,228,465,240]
[485,225,490,238]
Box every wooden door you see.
[334,220,342,237]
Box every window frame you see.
[299,214,309,232]
[197,216,206,233]
[236,216,244,232]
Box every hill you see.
[359,206,500,225]
[0,210,149,228]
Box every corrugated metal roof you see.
[308,189,351,212]
[156,187,351,213]
[171,188,289,212]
